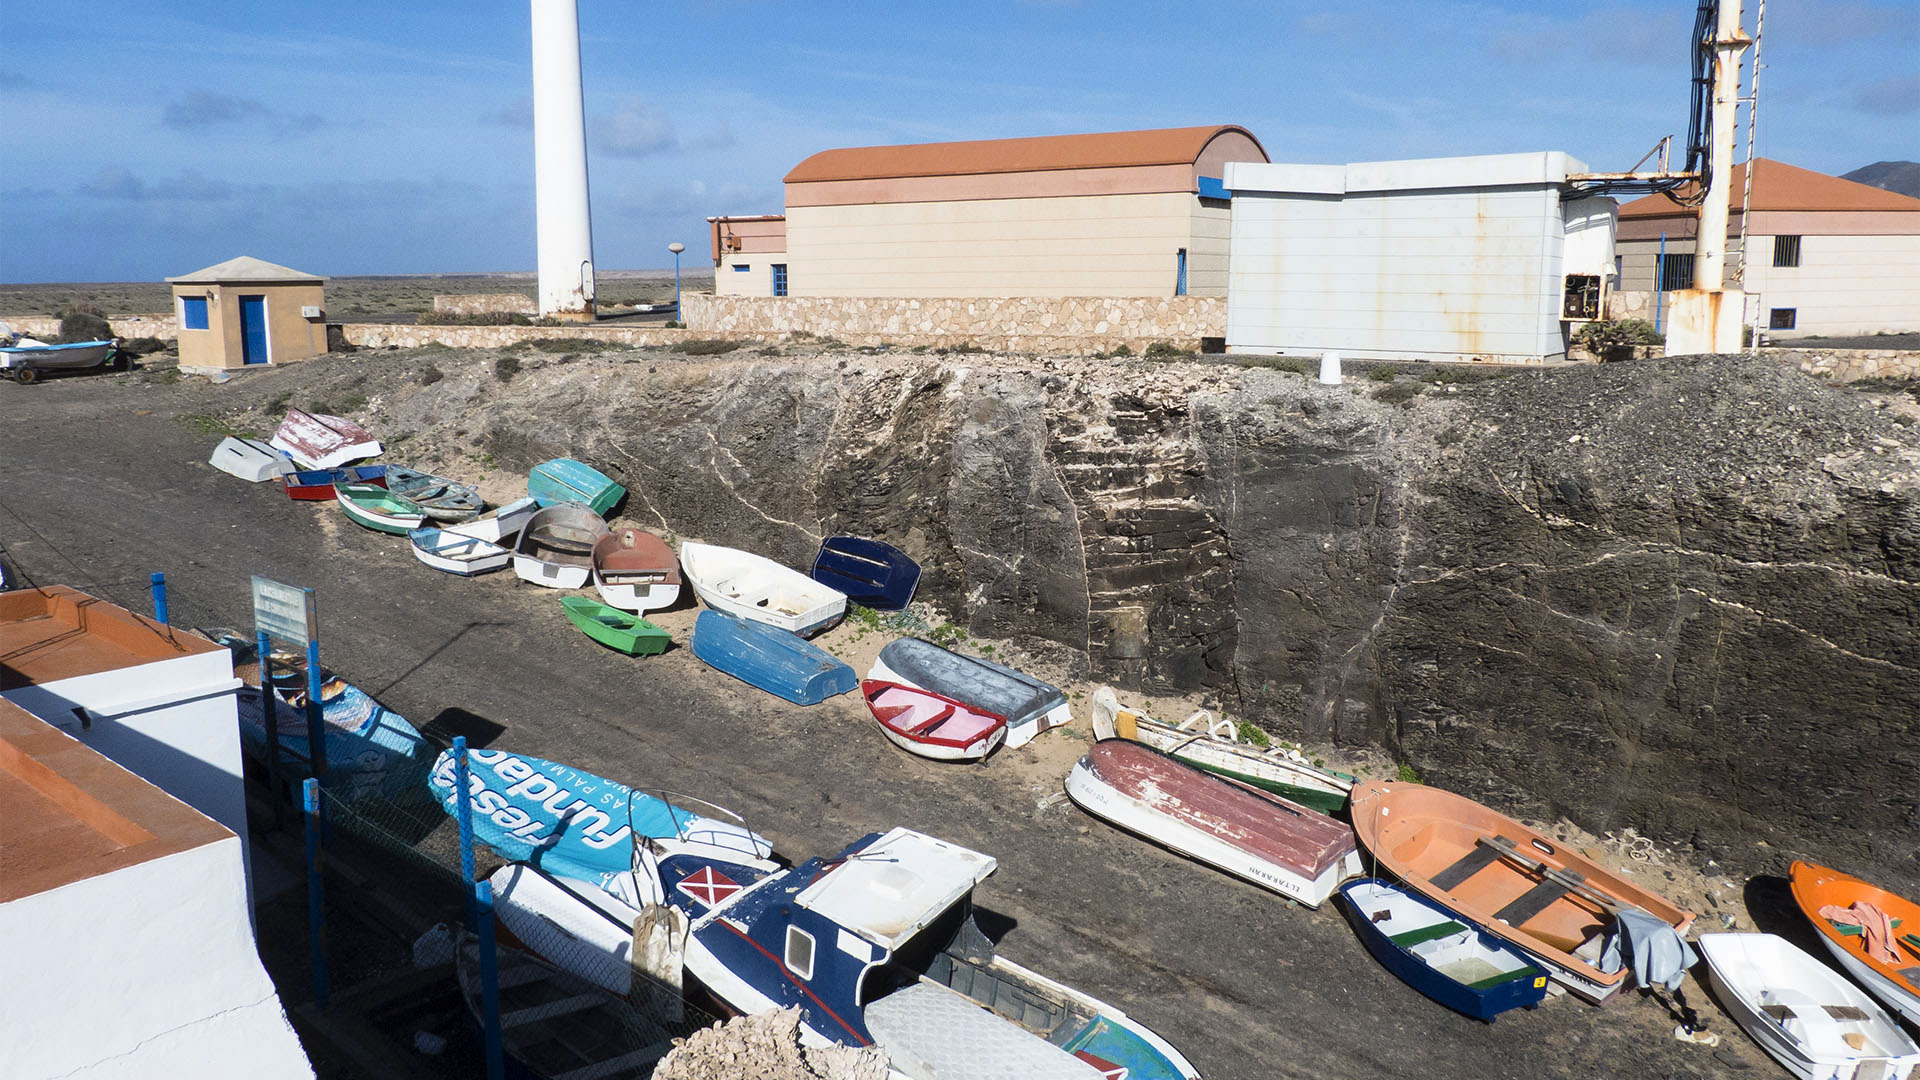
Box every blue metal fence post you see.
[258,632,282,828]
[303,778,328,1010]
[149,572,169,624]
[454,736,477,930]
[304,638,327,782]
[475,880,505,1080]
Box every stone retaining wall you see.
[338,323,723,350]
[3,313,175,340]
[1774,348,1920,382]
[432,293,536,316]
[683,294,1224,355]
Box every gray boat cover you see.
[1599,906,1699,991]
[876,638,1066,728]
[864,982,1103,1080]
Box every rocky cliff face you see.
[378,346,1918,889]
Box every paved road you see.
[0,373,1763,1079]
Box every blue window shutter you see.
[1176,249,1188,297]
[181,296,209,330]
[1197,176,1229,200]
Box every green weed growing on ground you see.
[1396,762,1422,783]
[175,413,244,438]
[1235,721,1271,748]
[494,354,521,382]
[672,339,742,356]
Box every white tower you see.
[531,0,595,320]
[1665,0,1750,355]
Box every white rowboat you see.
[1698,933,1920,1080]
[679,541,846,637]
[409,498,539,576]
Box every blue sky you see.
[2,0,1914,282]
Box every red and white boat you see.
[269,408,382,470]
[862,679,1007,762]
[1066,739,1362,908]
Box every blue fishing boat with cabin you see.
[1338,878,1550,1021]
[810,536,921,611]
[690,608,856,705]
[528,458,626,516]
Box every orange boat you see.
[1349,781,1693,1003]
[1789,861,1920,1028]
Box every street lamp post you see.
[667,242,685,317]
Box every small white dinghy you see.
[1698,933,1920,1080]
[512,502,609,590]
[679,541,846,637]
[409,497,539,576]
[209,437,295,482]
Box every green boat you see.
[1091,686,1353,814]
[336,482,427,535]
[560,596,670,656]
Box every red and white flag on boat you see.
[678,866,742,907]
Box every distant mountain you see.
[1842,161,1920,198]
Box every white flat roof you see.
[796,828,997,952]
[1226,151,1589,196]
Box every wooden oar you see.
[1476,836,1629,916]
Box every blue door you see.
[239,295,269,364]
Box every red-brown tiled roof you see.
[1619,158,1920,218]
[785,125,1266,183]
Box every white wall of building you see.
[2,836,312,1079]
[1225,153,1598,362]
[1741,233,1920,336]
[716,251,789,297]
[2,651,250,894]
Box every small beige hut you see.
[167,257,327,374]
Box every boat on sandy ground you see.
[232,667,429,803]
[1697,932,1920,1080]
[562,596,670,656]
[282,465,387,501]
[810,536,920,611]
[491,826,1202,1079]
[529,458,626,516]
[593,528,681,612]
[1338,878,1550,1021]
[862,679,1006,762]
[209,436,296,482]
[679,541,847,637]
[1091,686,1352,814]
[1349,780,1694,1003]
[385,465,486,522]
[870,636,1071,749]
[336,482,427,534]
[513,502,610,589]
[409,497,539,575]
[1067,739,1361,907]
[1,338,119,383]
[1789,861,1920,1028]
[456,936,677,1080]
[690,609,857,705]
[268,407,381,469]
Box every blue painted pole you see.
[475,880,505,1080]
[258,632,282,828]
[454,736,477,931]
[674,251,682,312]
[303,777,328,1010]
[1655,230,1668,334]
[149,572,168,624]
[304,638,327,782]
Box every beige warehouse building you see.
[1616,160,1920,338]
[716,125,1268,299]
[167,256,328,374]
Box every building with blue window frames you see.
[166,256,329,375]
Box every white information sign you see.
[251,575,317,647]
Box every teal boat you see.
[560,596,669,656]
[529,458,625,516]
[336,482,427,534]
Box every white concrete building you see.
[710,214,790,297]
[1224,152,1616,363]
[1616,159,1920,338]
[1,699,313,1079]
[1,586,250,891]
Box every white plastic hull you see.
[680,541,846,637]
[1064,758,1358,908]
[411,539,510,576]
[593,576,680,613]
[208,437,294,483]
[1814,932,1920,1030]
[514,554,592,590]
[876,721,1005,763]
[1700,933,1920,1080]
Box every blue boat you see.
[691,608,856,705]
[810,536,921,611]
[528,458,625,516]
[282,464,388,500]
[1338,878,1550,1021]
[235,677,429,802]
[426,745,773,891]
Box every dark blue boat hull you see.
[811,536,920,611]
[691,609,857,705]
[1338,879,1549,1022]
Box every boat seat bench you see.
[1495,877,1576,927]
[1389,921,1469,948]
[1464,967,1540,991]
[1430,843,1507,890]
